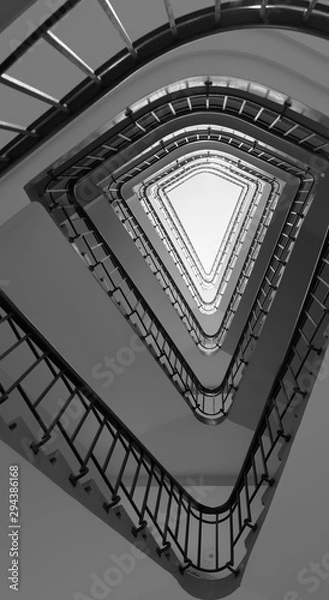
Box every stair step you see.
[0,417,37,462]
[0,415,254,585]
[46,449,76,479]
[82,479,123,519]
[261,482,276,507]
[244,523,258,551]
[277,439,292,462]
[83,478,109,505]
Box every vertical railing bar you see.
[244,473,252,523]
[154,469,164,522]
[112,440,133,496]
[197,509,203,568]
[304,0,318,21]
[229,508,234,565]
[139,461,154,523]
[129,452,145,500]
[215,511,219,570]
[259,435,269,478]
[0,333,29,361]
[215,0,222,22]
[163,480,174,544]
[0,74,69,111]
[96,0,138,59]
[79,416,107,472]
[33,371,63,408]
[184,499,191,560]
[237,495,242,531]
[174,489,182,540]
[5,353,49,396]
[43,32,102,85]
[45,387,81,437]
[69,398,94,442]
[0,121,37,137]
[163,0,178,38]
[102,427,121,472]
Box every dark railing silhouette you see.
[140,161,263,289]
[124,157,276,314]
[25,79,325,422]
[102,122,312,351]
[0,229,328,582]
[44,161,311,424]
[31,80,321,366]
[106,155,279,344]
[1,0,329,176]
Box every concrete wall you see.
[1,27,329,226]
[0,202,253,483]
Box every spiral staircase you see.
[1,2,329,599]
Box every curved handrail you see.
[31,82,322,422]
[102,124,295,349]
[106,141,281,344]
[136,157,274,312]
[0,226,328,582]
[44,167,311,424]
[1,0,329,176]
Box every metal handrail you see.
[26,82,324,422]
[1,1,329,176]
[34,80,321,360]
[107,147,279,339]
[106,135,283,327]
[45,169,311,423]
[0,227,328,579]
[139,159,270,299]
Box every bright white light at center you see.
[167,172,241,274]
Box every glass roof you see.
[139,150,268,315]
[166,171,242,276]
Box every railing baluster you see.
[183,498,191,562]
[33,371,63,408]
[112,440,132,497]
[138,461,154,526]
[215,0,221,23]
[304,0,318,21]
[96,0,137,59]
[69,415,106,484]
[102,427,121,472]
[162,479,174,547]
[43,32,102,85]
[4,352,49,398]
[163,0,177,38]
[31,385,80,453]
[0,333,29,361]
[197,508,203,569]
[215,512,220,570]
[0,227,328,574]
[0,74,69,111]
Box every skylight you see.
[139,152,261,312]
[166,172,242,276]
[130,148,279,321]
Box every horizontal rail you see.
[1,1,329,175]
[37,90,317,421]
[0,227,328,576]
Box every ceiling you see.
[1,3,329,599]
